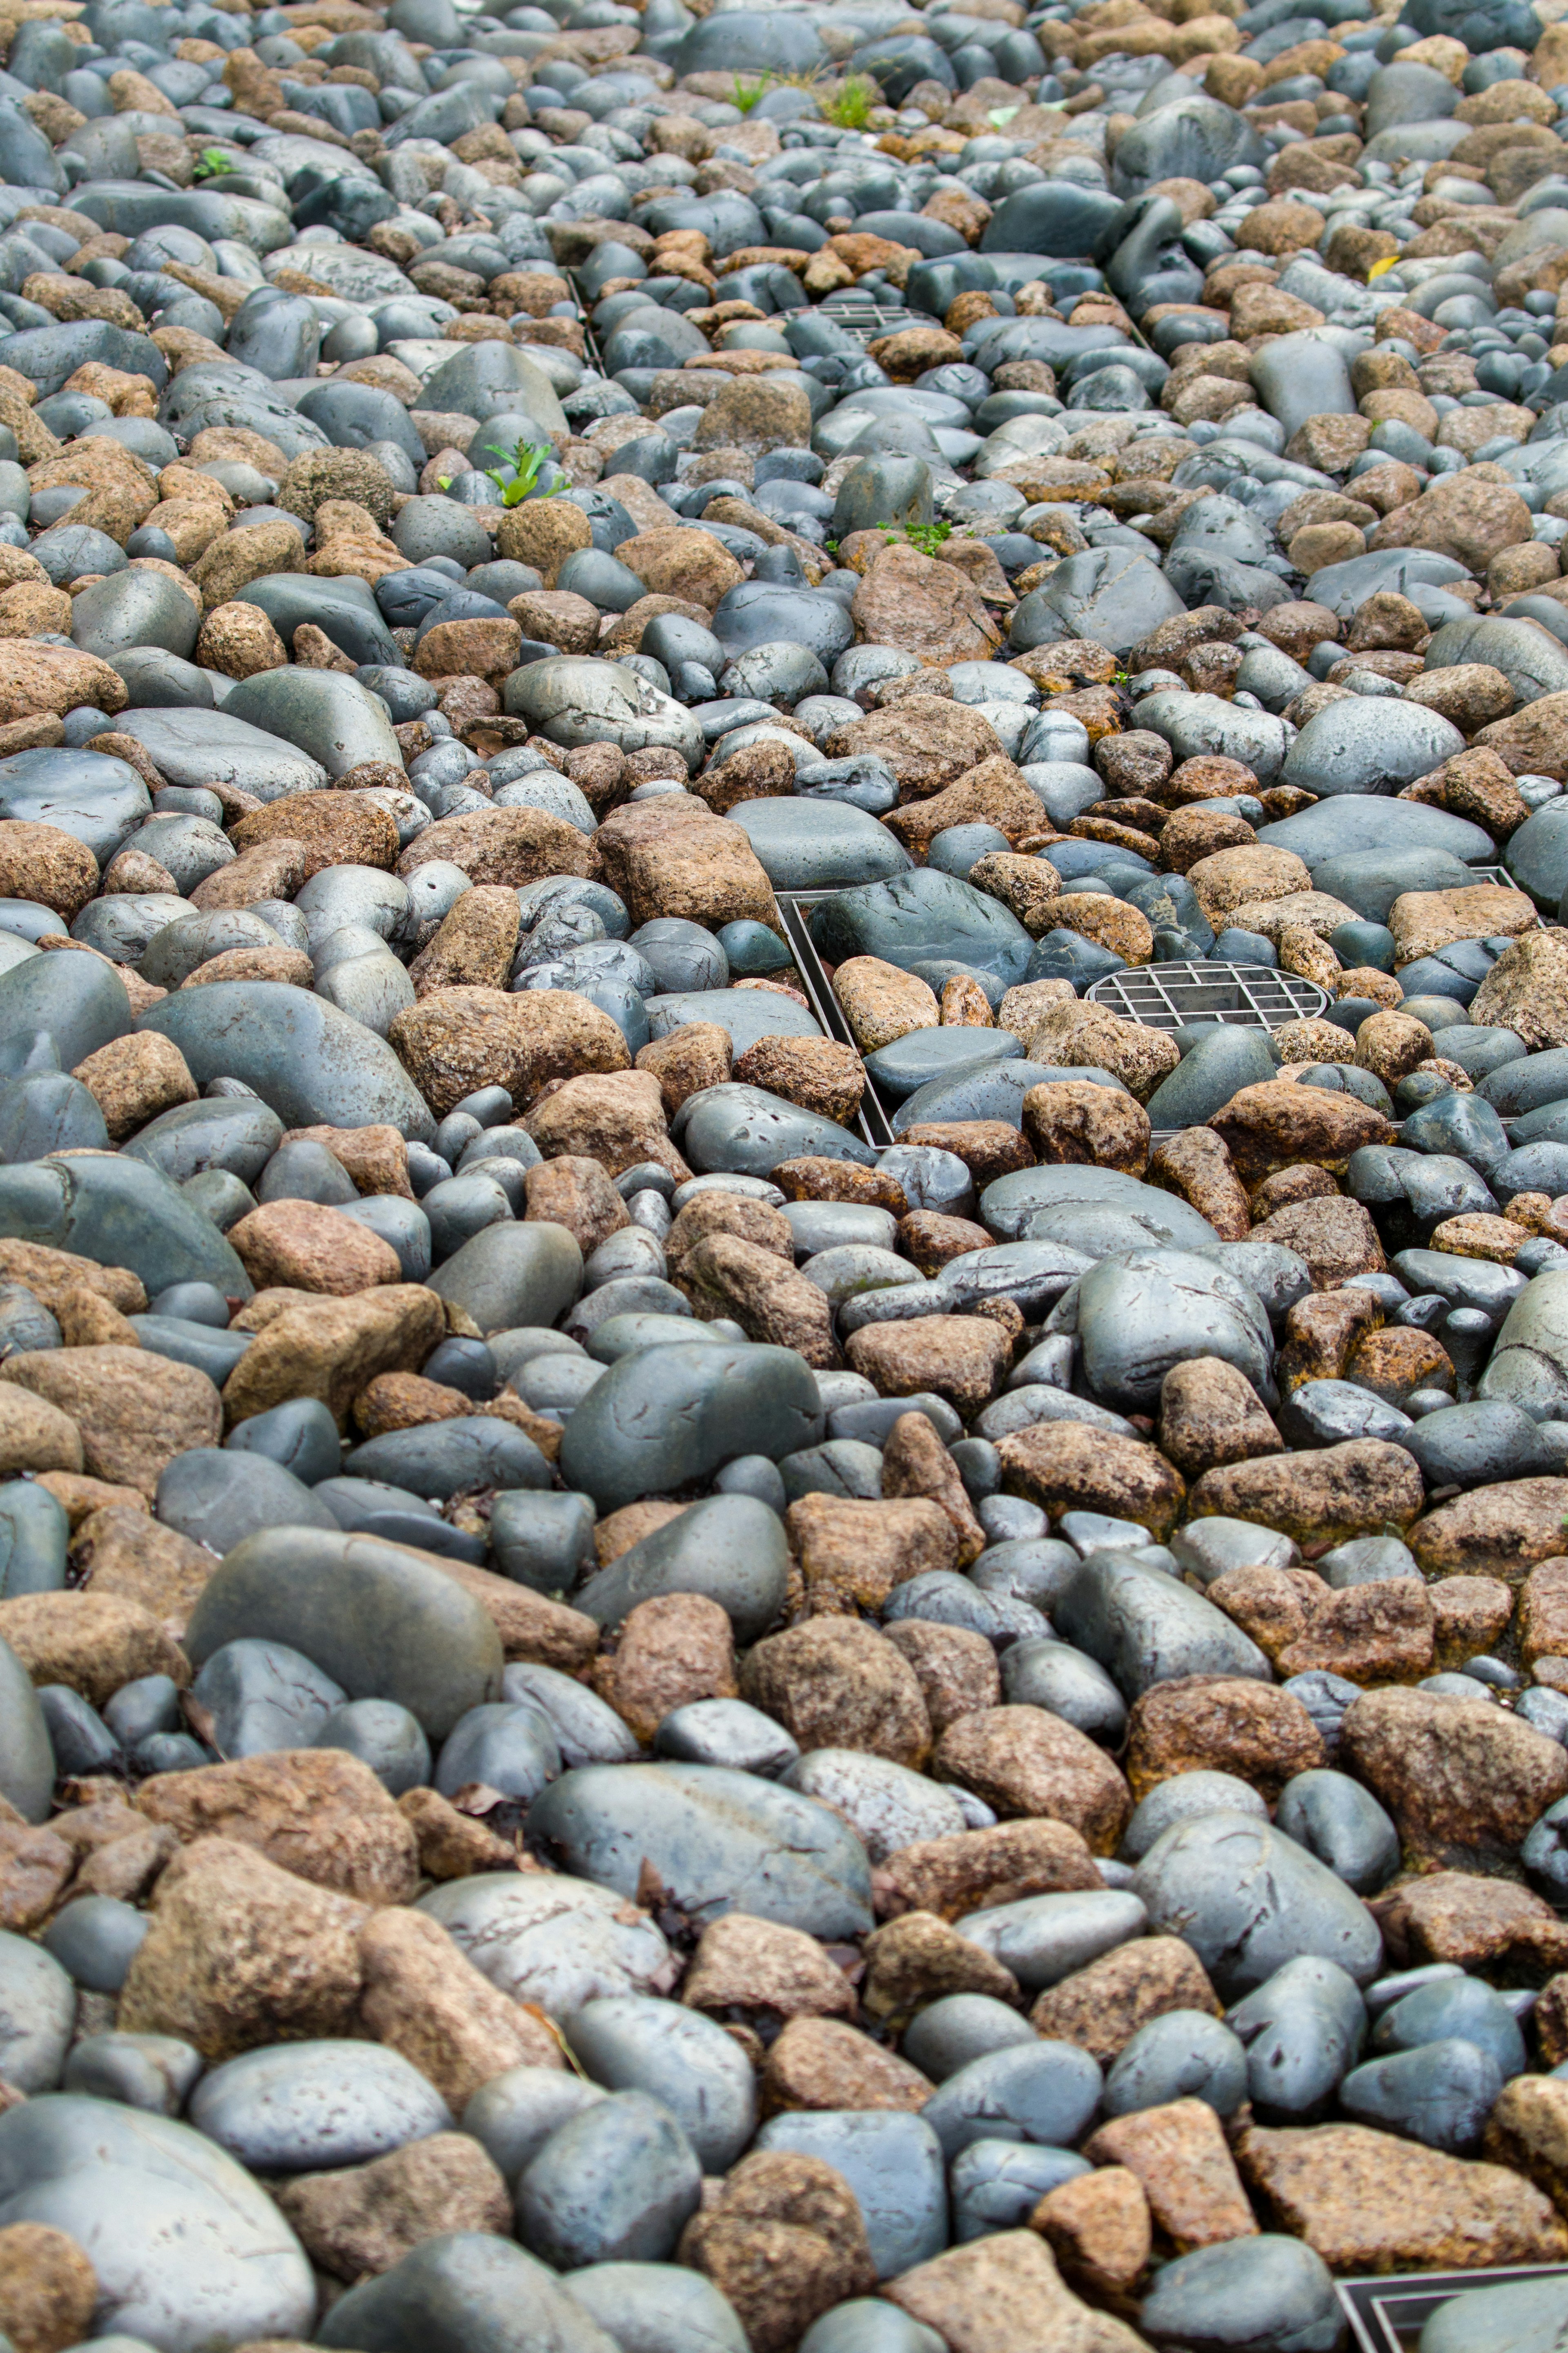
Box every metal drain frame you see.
[1084,959,1332,1032]
[1336,2263,1568,2351]
[817,292,947,344]
[775,891,898,1151]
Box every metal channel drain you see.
[776,894,898,1151]
[1086,960,1331,1033]
[1336,2264,1568,2351]
[818,293,945,344]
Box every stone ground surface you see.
[12,0,1568,2349]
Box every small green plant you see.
[732,71,771,113]
[193,146,234,180]
[897,520,952,556]
[821,74,877,131]
[478,436,559,506]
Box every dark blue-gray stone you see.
[318,2237,618,2353]
[183,1526,504,1740]
[0,1639,53,1825]
[1055,1550,1269,1699]
[1103,2010,1248,2118]
[566,1996,755,2174]
[436,1701,560,1804]
[0,1153,248,1300]
[1274,1768,1399,1895]
[139,984,436,1143]
[560,2262,746,2353]
[0,1484,67,1602]
[570,1494,788,1644]
[189,2041,452,2172]
[920,2041,1103,2159]
[188,1637,345,1761]
[0,935,131,1066]
[0,2094,314,2342]
[1136,1815,1382,1998]
[157,1452,337,1558]
[1259,797,1494,868]
[811,870,1033,988]
[676,1085,875,1178]
[108,710,327,802]
[1339,2038,1502,2154]
[727,797,911,890]
[1138,2236,1343,2353]
[526,1762,873,1937]
[1283,700,1466,799]
[344,1418,549,1501]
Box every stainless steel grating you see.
[1336,2264,1568,2351]
[818,294,944,344]
[1085,959,1330,1031]
[775,893,898,1150]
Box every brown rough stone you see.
[825,698,1002,796]
[1085,2100,1258,2254]
[118,1835,367,2061]
[846,1316,1010,1415]
[0,823,97,921]
[880,1413,987,1566]
[733,1035,864,1125]
[1371,472,1534,574]
[408,885,520,996]
[1034,2168,1152,2302]
[742,1619,932,1766]
[786,1493,958,1616]
[396,1786,519,1884]
[1029,1936,1223,2066]
[522,1156,629,1260]
[873,1818,1101,1923]
[525,1070,686,1183]
[0,1385,82,1478]
[860,1909,1020,2022]
[1208,1082,1395,1184]
[591,1591,736,1744]
[1148,1129,1252,1242]
[1022,1080,1150,1176]
[0,1345,218,1497]
[223,1286,446,1430]
[764,2013,935,2114]
[390,987,630,1121]
[850,543,1002,665]
[590,803,778,937]
[1373,1870,1568,1974]
[69,1504,213,1639]
[1340,1684,1568,1868]
[0,2226,98,2353]
[1252,1194,1386,1289]
[1190,1439,1424,1544]
[831,956,940,1053]
[227,1201,403,1298]
[636,1021,731,1116]
[933,1705,1130,1853]
[1007,998,1179,1103]
[683,1913,858,2024]
[1470,930,1568,1046]
[273,2130,512,2282]
[1125,1674,1323,1804]
[884,2232,1148,2353]
[675,1232,836,1367]
[881,1619,1000,1734]
[356,1905,561,2110]
[1236,2123,1568,2271]
[1410,1477,1568,1582]
[998,1422,1185,1543]
[1158,1358,1281,1479]
[136,1749,419,1905]
[678,2152,878,2353]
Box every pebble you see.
[8,0,1568,2325]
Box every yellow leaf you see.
[1368,258,1396,280]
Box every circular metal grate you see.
[1085,959,1331,1032]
